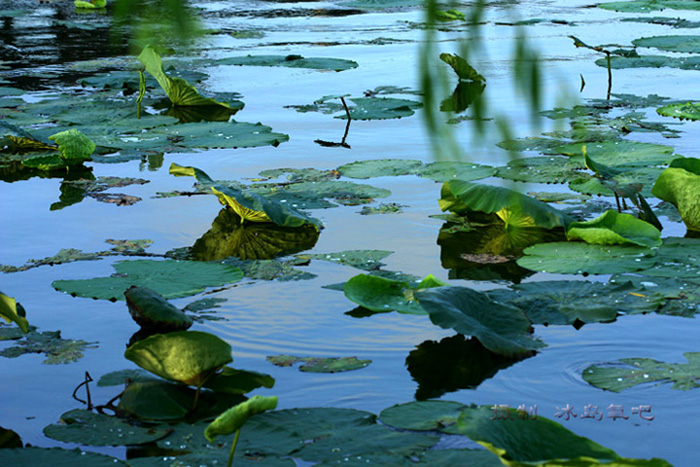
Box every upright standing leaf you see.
[0,293,29,333]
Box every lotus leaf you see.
[0,447,127,467]
[639,237,700,277]
[205,395,279,441]
[0,330,97,364]
[258,179,391,208]
[407,335,531,400]
[622,16,700,28]
[203,366,275,394]
[633,36,700,53]
[20,154,66,171]
[124,330,233,386]
[340,0,426,9]
[43,409,171,446]
[439,53,485,82]
[117,380,193,421]
[170,163,320,228]
[97,368,155,386]
[267,355,371,372]
[74,0,106,9]
[610,274,700,317]
[657,101,700,121]
[379,400,468,433]
[517,242,656,275]
[153,121,288,149]
[216,54,358,71]
[415,286,545,357]
[300,249,393,270]
[359,202,404,214]
[0,292,28,332]
[139,45,235,111]
[439,181,571,229]
[49,129,95,162]
[53,259,244,300]
[566,210,662,247]
[124,286,193,331]
[652,157,700,231]
[337,158,423,179]
[567,167,662,198]
[418,161,494,182]
[599,0,700,12]
[342,97,422,120]
[597,55,700,71]
[555,141,677,168]
[583,353,700,392]
[456,406,620,465]
[343,273,445,315]
[495,156,583,184]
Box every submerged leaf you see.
[566,210,662,247]
[0,330,97,364]
[124,330,233,386]
[205,396,279,442]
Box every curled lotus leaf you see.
[651,158,700,231]
[566,210,662,248]
[205,395,279,442]
[124,330,233,386]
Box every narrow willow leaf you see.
[205,395,278,442]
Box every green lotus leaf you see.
[652,157,700,231]
[150,120,288,149]
[19,154,66,171]
[415,286,545,357]
[258,179,391,208]
[486,280,659,326]
[203,366,275,394]
[555,141,677,168]
[341,97,422,120]
[97,368,155,386]
[337,158,423,179]
[0,292,28,333]
[456,406,620,465]
[566,210,662,247]
[124,286,193,331]
[379,400,469,434]
[299,249,393,270]
[621,16,700,28]
[596,54,700,71]
[418,161,494,182]
[599,1,700,12]
[609,273,700,317]
[205,395,279,442]
[117,380,193,421]
[495,156,583,184]
[138,45,234,110]
[657,101,700,121]
[583,352,700,392]
[267,355,371,373]
[170,163,320,228]
[52,259,244,300]
[439,53,485,82]
[48,129,95,162]
[43,409,171,446]
[216,54,358,71]
[568,167,663,198]
[517,242,656,275]
[74,0,106,9]
[439,180,571,229]
[125,330,233,386]
[344,273,446,315]
[340,0,425,9]
[0,447,127,467]
[633,35,700,53]
[639,237,700,277]
[0,330,97,364]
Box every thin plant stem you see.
[192,383,202,411]
[227,430,241,467]
[606,53,612,100]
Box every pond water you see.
[2,0,700,465]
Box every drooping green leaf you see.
[337,158,423,179]
[216,54,358,71]
[440,53,485,82]
[0,447,127,467]
[53,259,244,301]
[0,292,28,332]
[657,101,700,121]
[205,395,279,441]
[456,406,619,465]
[43,409,171,446]
[170,163,320,228]
[566,210,662,247]
[652,157,700,231]
[48,129,95,162]
[415,286,545,357]
[584,353,700,392]
[439,181,571,229]
[124,286,193,331]
[0,330,97,364]
[343,273,445,315]
[633,35,700,53]
[267,355,371,373]
[517,242,656,275]
[138,45,235,110]
[124,330,233,386]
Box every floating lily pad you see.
[153,121,288,150]
[622,16,700,28]
[555,141,677,168]
[337,158,423,179]
[359,202,404,215]
[652,158,700,231]
[379,400,468,434]
[216,54,358,72]
[416,286,545,357]
[456,406,619,464]
[566,210,662,247]
[597,55,700,71]
[343,97,422,120]
[343,274,445,315]
[584,353,700,392]
[257,179,391,208]
[418,161,495,182]
[43,409,171,446]
[97,369,155,386]
[0,292,28,332]
[517,242,656,275]
[633,35,700,53]
[657,101,700,121]
[568,167,663,198]
[439,181,571,229]
[599,0,700,12]
[125,331,233,386]
[640,237,700,277]
[267,355,371,372]
[53,259,244,301]
[299,250,393,270]
[0,330,97,364]
[0,447,127,466]
[495,156,583,184]
[0,248,102,273]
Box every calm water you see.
[2,1,700,465]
